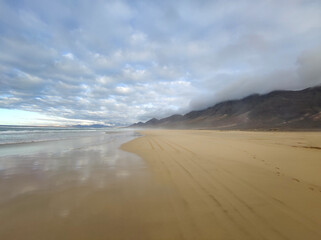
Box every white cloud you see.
[63,52,74,60]
[115,86,131,95]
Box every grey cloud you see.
[297,45,321,87]
[190,45,321,110]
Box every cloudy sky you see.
[0,0,321,126]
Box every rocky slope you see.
[130,86,321,130]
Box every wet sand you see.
[121,130,321,240]
[0,131,166,240]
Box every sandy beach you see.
[1,129,321,240]
[121,130,321,240]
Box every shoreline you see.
[121,129,321,239]
[0,131,154,240]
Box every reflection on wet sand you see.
[0,131,169,240]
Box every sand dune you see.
[121,130,321,240]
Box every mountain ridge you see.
[129,86,321,130]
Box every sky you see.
[0,0,321,126]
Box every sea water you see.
[0,125,123,145]
[0,126,139,157]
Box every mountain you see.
[129,86,321,130]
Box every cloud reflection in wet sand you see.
[0,131,144,205]
[1,131,171,240]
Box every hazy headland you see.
[130,86,321,131]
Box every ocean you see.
[0,126,139,158]
[0,125,126,145]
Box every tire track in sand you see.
[151,137,268,240]
[156,137,321,240]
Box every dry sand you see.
[121,130,321,240]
